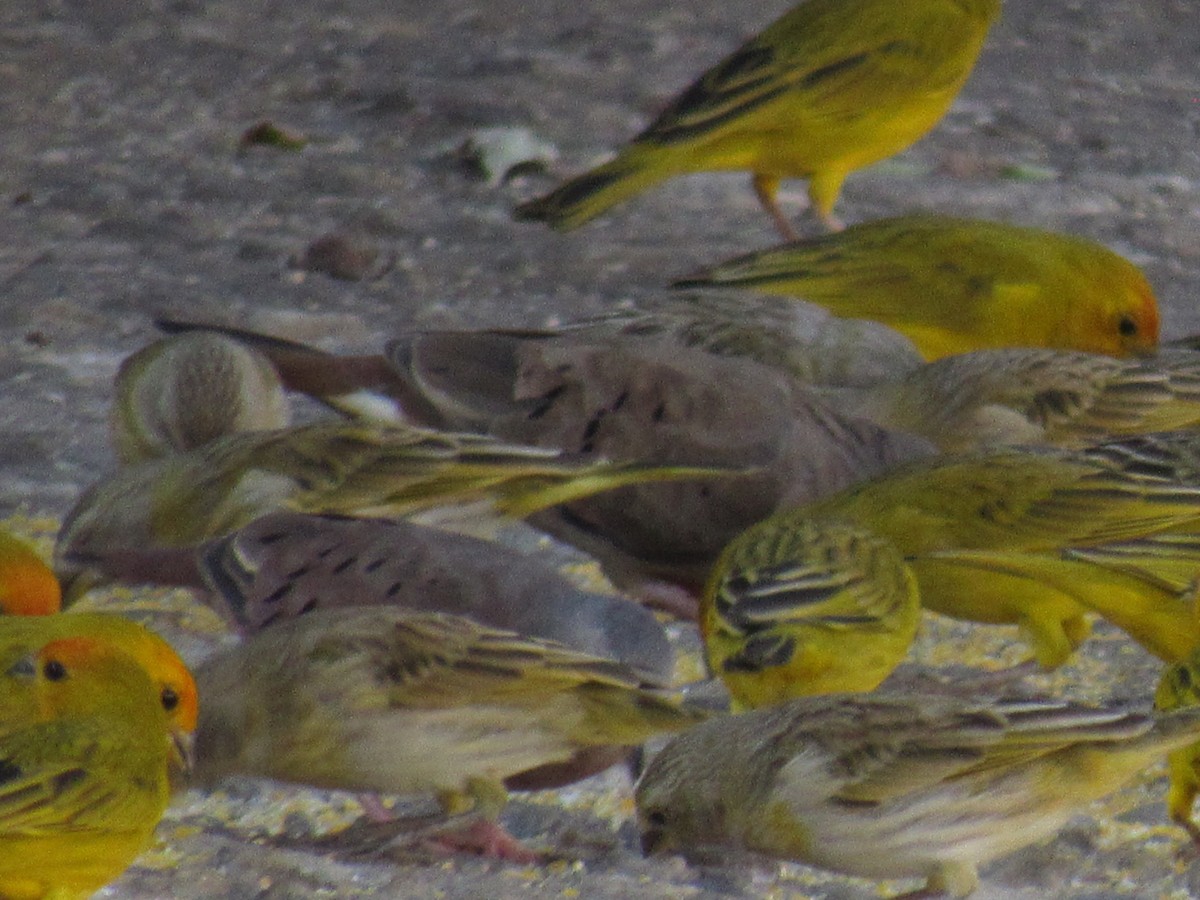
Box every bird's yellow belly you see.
[679,89,959,180]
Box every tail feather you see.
[572,683,709,746]
[491,460,743,519]
[1149,705,1200,749]
[515,155,668,231]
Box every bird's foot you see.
[423,817,542,864]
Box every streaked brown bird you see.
[819,346,1200,452]
[637,692,1200,897]
[56,421,733,603]
[113,331,289,464]
[193,608,706,860]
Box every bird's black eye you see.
[42,659,68,682]
[1118,316,1138,336]
[646,810,668,828]
[161,687,180,712]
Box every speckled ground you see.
[3,0,1200,896]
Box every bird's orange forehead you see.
[134,637,199,733]
[36,634,110,666]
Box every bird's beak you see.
[640,826,665,857]
[170,729,196,779]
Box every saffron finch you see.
[193,608,706,858]
[113,331,289,463]
[674,215,1160,359]
[515,0,1000,235]
[735,432,1200,671]
[0,636,177,899]
[56,420,732,601]
[636,692,1200,898]
[0,613,199,756]
[823,346,1200,451]
[0,532,60,616]
[1156,647,1200,845]
[701,514,919,709]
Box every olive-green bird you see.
[637,692,1200,897]
[701,514,920,709]
[193,608,706,860]
[1155,646,1200,845]
[821,346,1200,452]
[711,432,1200,680]
[56,421,732,603]
[516,0,1000,236]
[674,215,1161,360]
[113,331,289,464]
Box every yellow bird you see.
[0,614,199,760]
[637,692,1200,898]
[711,432,1200,683]
[1155,646,1200,845]
[674,215,1160,359]
[0,636,179,900]
[701,515,919,708]
[810,432,1200,666]
[516,0,1000,236]
[55,421,733,602]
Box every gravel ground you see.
[2,0,1200,897]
